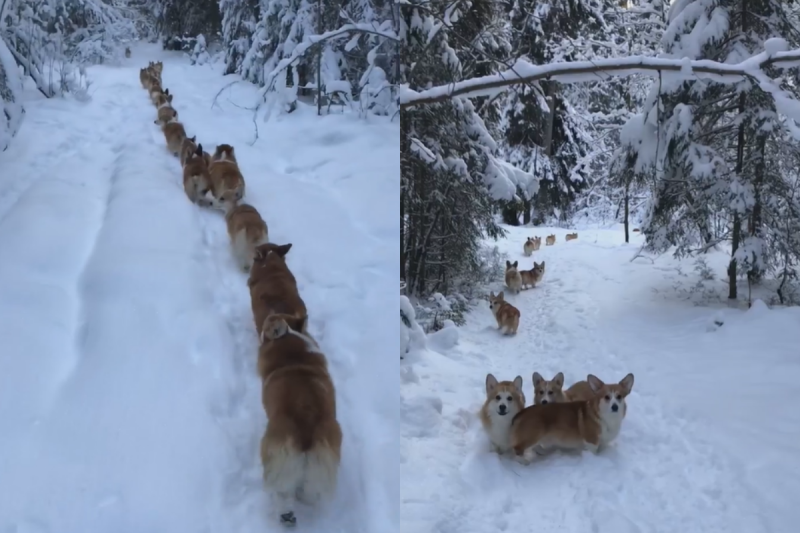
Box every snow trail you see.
[0,46,398,532]
[401,225,795,533]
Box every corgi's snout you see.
[541,399,548,405]
[498,404,507,414]
[611,403,619,412]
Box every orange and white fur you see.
[258,313,341,527]
[480,374,525,454]
[545,234,556,246]
[488,291,520,335]
[208,144,246,211]
[504,260,522,294]
[532,371,566,405]
[523,237,536,256]
[223,202,269,271]
[510,373,635,464]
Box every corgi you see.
[488,291,520,335]
[149,84,167,105]
[504,260,522,294]
[545,234,556,246]
[523,237,536,257]
[564,376,628,416]
[139,68,151,89]
[154,105,178,126]
[533,236,542,251]
[532,371,566,405]
[208,144,246,211]
[519,261,545,289]
[258,313,341,527]
[150,60,163,79]
[248,242,308,339]
[154,90,173,108]
[162,119,187,156]
[480,374,525,454]
[125,47,131,58]
[633,228,640,232]
[225,202,269,272]
[565,232,578,241]
[182,144,213,206]
[510,373,635,463]
[179,136,198,167]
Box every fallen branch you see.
[399,49,800,109]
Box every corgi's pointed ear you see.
[541,261,545,267]
[533,261,539,268]
[619,373,634,395]
[532,372,544,386]
[587,374,604,393]
[485,374,498,395]
[506,260,511,268]
[191,135,196,142]
[513,261,518,268]
[552,372,564,387]
[195,144,203,156]
[513,375,523,392]
[489,291,495,299]
[497,291,504,299]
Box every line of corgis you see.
[481,371,635,464]
[523,232,578,256]
[138,61,342,528]
[487,259,546,336]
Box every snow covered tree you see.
[0,34,24,151]
[219,0,259,74]
[401,0,535,298]
[621,0,800,300]
[158,0,221,50]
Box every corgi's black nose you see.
[611,403,619,412]
[541,400,548,405]
[498,404,507,413]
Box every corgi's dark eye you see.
[506,396,512,401]
[547,391,553,395]
[537,390,543,395]
[604,395,611,400]
[616,394,622,401]
[495,395,501,401]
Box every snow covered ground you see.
[0,43,398,533]
[401,224,800,533]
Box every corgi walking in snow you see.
[505,260,522,294]
[248,243,308,339]
[510,373,635,463]
[208,144,246,212]
[519,261,545,289]
[480,374,525,454]
[545,234,556,246]
[489,291,520,335]
[566,232,578,241]
[258,313,341,527]
[223,202,269,272]
[182,144,213,206]
[161,118,187,156]
[523,237,536,256]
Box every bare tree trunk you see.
[624,181,630,243]
[729,0,747,300]
[316,0,323,116]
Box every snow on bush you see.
[0,36,24,151]
[400,295,426,359]
[189,34,211,66]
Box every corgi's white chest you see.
[598,412,624,445]
[486,413,514,452]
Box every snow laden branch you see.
[399,49,800,109]
[256,22,398,100]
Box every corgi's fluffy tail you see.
[261,436,341,506]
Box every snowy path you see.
[401,225,800,533]
[0,45,398,533]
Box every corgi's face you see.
[485,374,525,417]
[588,373,634,417]
[505,260,518,272]
[488,291,505,311]
[532,371,565,405]
[533,261,545,276]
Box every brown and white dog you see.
[224,202,269,272]
[488,291,520,335]
[545,234,556,246]
[519,261,545,289]
[154,102,177,126]
[182,143,213,206]
[161,118,187,156]
[504,260,522,294]
[480,374,525,454]
[149,83,167,106]
[565,232,578,241]
[180,136,198,167]
[248,242,308,339]
[532,371,566,405]
[510,373,635,463]
[258,313,341,527]
[523,237,536,257]
[208,144,246,211]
